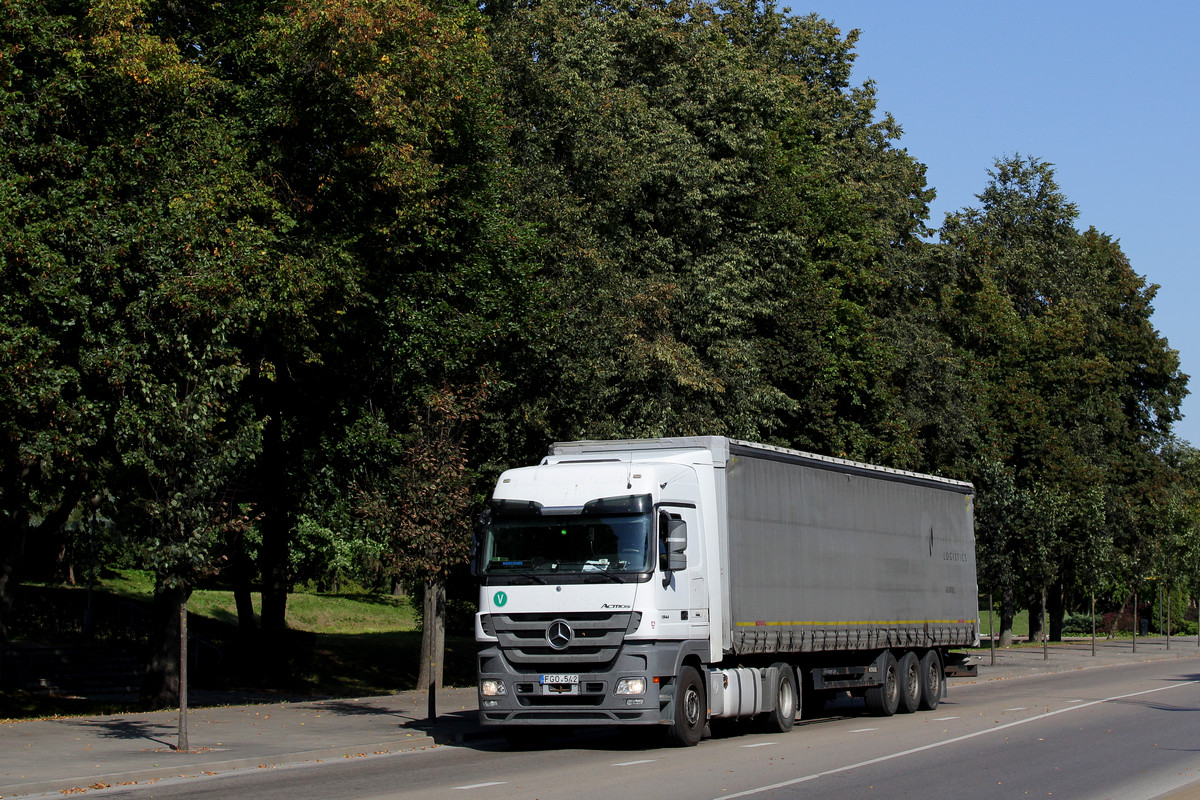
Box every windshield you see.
[483,512,653,576]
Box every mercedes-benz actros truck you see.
[475,437,978,746]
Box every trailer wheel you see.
[864,652,899,717]
[896,651,921,714]
[762,663,797,733]
[918,650,943,711]
[667,666,706,747]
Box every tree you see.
[350,385,485,691]
[938,156,1187,640]
[232,0,537,650]
[0,0,110,642]
[484,0,934,465]
[1,0,278,699]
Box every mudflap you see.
[942,651,979,677]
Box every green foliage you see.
[289,516,386,592]
[484,0,934,467]
[1060,613,1098,635]
[938,155,1187,626]
[1,0,1195,680]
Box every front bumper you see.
[476,642,683,726]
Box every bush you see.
[1061,613,1098,635]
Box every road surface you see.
[89,658,1200,800]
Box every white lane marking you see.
[932,716,959,721]
[456,782,507,790]
[1068,699,1086,703]
[613,759,656,766]
[716,679,1200,800]
[742,742,776,748]
[849,728,878,733]
[1004,707,1028,711]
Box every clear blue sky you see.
[811,1,1199,446]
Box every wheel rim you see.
[780,680,794,716]
[684,686,701,727]
[885,666,898,703]
[906,662,920,702]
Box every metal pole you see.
[1167,586,1171,650]
[1159,583,1163,638]
[83,510,96,638]
[1042,586,1048,661]
[178,597,189,752]
[989,594,995,666]
[1091,592,1096,657]
[1133,590,1138,654]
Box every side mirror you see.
[660,514,687,572]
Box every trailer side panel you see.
[725,446,977,654]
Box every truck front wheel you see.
[667,666,706,747]
[864,652,900,717]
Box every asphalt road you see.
[82,657,1200,800]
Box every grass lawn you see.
[978,607,1030,638]
[99,569,421,633]
[3,570,477,720]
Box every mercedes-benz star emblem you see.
[546,620,573,649]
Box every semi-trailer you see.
[474,436,978,745]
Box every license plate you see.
[540,674,579,685]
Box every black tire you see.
[762,662,797,733]
[896,651,921,714]
[918,650,943,711]
[667,666,706,747]
[863,652,899,717]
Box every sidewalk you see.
[0,686,484,799]
[3,637,1200,799]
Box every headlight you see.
[615,677,647,696]
[480,679,507,696]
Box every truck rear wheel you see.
[918,650,943,711]
[896,651,921,714]
[762,663,797,733]
[864,652,899,717]
[667,666,706,747]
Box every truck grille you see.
[486,611,641,671]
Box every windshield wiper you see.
[582,569,626,583]
[489,568,547,584]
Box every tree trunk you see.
[229,534,258,637]
[418,578,447,693]
[1,486,81,643]
[998,585,1015,647]
[1048,581,1065,641]
[1107,591,1135,638]
[140,578,193,709]
[0,524,27,644]
[1027,591,1043,643]
[257,405,292,652]
[259,514,290,639]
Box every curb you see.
[1,735,439,799]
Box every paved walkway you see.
[3,637,1200,799]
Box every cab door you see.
[654,503,709,641]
